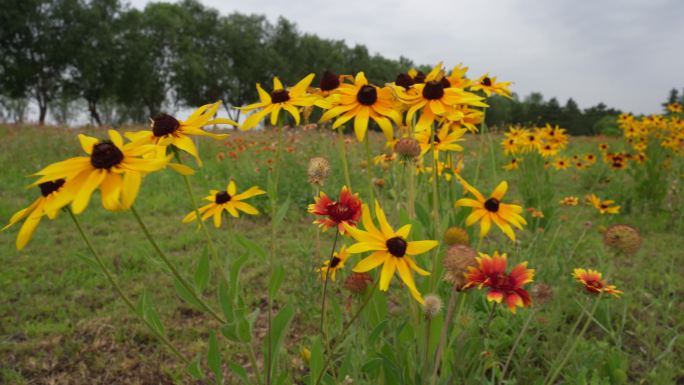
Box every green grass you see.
[0,124,682,384]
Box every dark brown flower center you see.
[481,77,492,87]
[152,113,180,137]
[386,236,407,257]
[329,256,342,268]
[422,81,445,100]
[271,89,290,103]
[215,191,232,204]
[90,140,124,169]
[327,202,355,222]
[395,73,415,89]
[440,77,451,88]
[356,85,377,106]
[433,133,441,144]
[319,70,340,91]
[484,198,500,212]
[39,179,65,197]
[413,71,426,83]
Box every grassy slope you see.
[0,124,682,384]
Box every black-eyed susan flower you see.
[586,194,620,214]
[503,157,521,171]
[666,102,682,113]
[241,74,322,130]
[463,251,534,313]
[317,245,349,282]
[2,179,71,250]
[343,201,438,303]
[319,72,401,142]
[469,73,512,98]
[415,124,466,156]
[559,196,579,206]
[454,175,527,241]
[396,63,486,132]
[125,101,234,165]
[182,180,265,227]
[552,156,570,170]
[308,186,362,234]
[572,268,623,297]
[32,130,167,214]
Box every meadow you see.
[1,79,683,384]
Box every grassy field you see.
[1,124,682,384]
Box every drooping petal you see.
[379,257,396,291]
[353,251,388,272]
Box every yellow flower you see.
[32,130,167,214]
[469,73,512,98]
[241,74,322,130]
[552,156,570,170]
[125,101,234,165]
[415,124,466,156]
[182,180,265,227]
[666,102,682,113]
[455,175,527,241]
[586,194,620,214]
[503,158,521,171]
[395,63,486,132]
[559,196,579,206]
[2,179,71,250]
[343,201,437,303]
[317,245,350,282]
[320,72,401,142]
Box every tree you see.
[0,0,78,124]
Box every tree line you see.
[0,0,678,134]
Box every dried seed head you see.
[344,272,372,294]
[531,283,554,305]
[422,294,443,319]
[394,138,421,161]
[307,157,331,186]
[373,178,385,188]
[603,224,641,255]
[443,244,478,290]
[443,226,470,246]
[359,160,368,169]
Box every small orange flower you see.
[559,196,579,206]
[308,186,362,234]
[463,252,535,313]
[572,268,623,297]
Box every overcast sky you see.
[131,0,684,114]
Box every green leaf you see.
[269,265,285,298]
[228,361,250,384]
[218,279,234,322]
[74,252,100,271]
[174,279,202,309]
[208,331,223,384]
[309,336,323,385]
[263,304,295,375]
[194,251,210,293]
[273,197,290,227]
[235,309,252,343]
[186,355,204,380]
[234,234,266,260]
[368,319,388,345]
[136,289,165,336]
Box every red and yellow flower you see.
[572,268,623,297]
[586,194,620,214]
[308,186,362,234]
[463,251,534,313]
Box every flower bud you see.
[443,226,470,246]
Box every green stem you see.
[338,128,352,189]
[364,134,376,207]
[501,308,537,380]
[314,283,378,385]
[408,160,416,219]
[130,206,225,324]
[544,296,601,385]
[430,287,459,385]
[472,107,488,186]
[246,343,264,385]
[320,231,340,335]
[174,153,229,286]
[67,209,190,366]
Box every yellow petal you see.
[72,170,106,214]
[379,257,396,291]
[78,134,99,154]
[227,181,237,195]
[352,251,387,272]
[120,171,142,209]
[491,181,508,200]
[346,241,386,254]
[406,240,438,255]
[479,214,492,238]
[353,107,369,142]
[108,129,124,148]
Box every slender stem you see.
[364,134,376,207]
[174,152,229,286]
[314,185,321,264]
[431,135,441,237]
[408,159,416,219]
[544,296,601,385]
[130,206,225,324]
[320,231,340,335]
[501,308,537,380]
[314,283,378,385]
[267,123,285,385]
[485,302,498,330]
[246,343,263,385]
[430,287,459,385]
[472,107,488,186]
[424,316,432,379]
[338,128,352,189]
[67,209,190,366]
